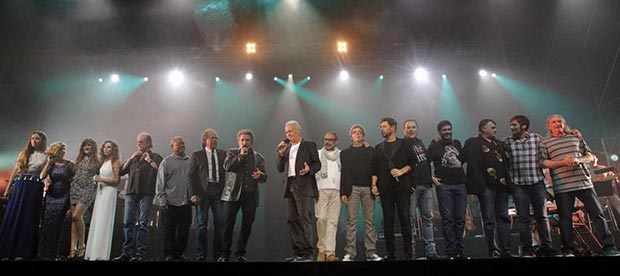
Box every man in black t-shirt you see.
[427,120,468,259]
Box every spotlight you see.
[479,69,488,77]
[98,78,103,83]
[337,41,348,53]
[491,73,497,78]
[379,75,384,80]
[245,72,253,80]
[274,77,278,81]
[215,77,220,82]
[339,70,349,80]
[288,74,293,79]
[168,70,184,86]
[306,76,311,80]
[143,77,149,82]
[246,42,256,54]
[442,74,447,79]
[611,154,619,162]
[414,67,428,81]
[110,74,120,83]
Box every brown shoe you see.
[317,252,326,262]
[326,254,339,262]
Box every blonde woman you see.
[85,140,121,260]
[0,131,48,260]
[38,141,75,260]
[69,138,100,259]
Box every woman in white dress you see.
[84,140,121,260]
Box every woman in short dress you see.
[38,141,75,260]
[69,138,100,259]
[0,130,48,260]
[84,140,121,260]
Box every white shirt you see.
[288,143,300,177]
[205,147,220,182]
[316,150,341,190]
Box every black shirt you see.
[427,139,467,185]
[407,137,433,187]
[340,145,374,197]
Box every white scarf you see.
[319,147,341,178]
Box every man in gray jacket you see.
[219,129,267,262]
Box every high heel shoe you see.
[68,248,78,260]
[76,246,86,261]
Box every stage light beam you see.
[339,70,349,80]
[168,70,184,87]
[110,74,119,83]
[479,69,488,77]
[245,72,253,80]
[337,41,348,53]
[414,67,428,81]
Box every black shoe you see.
[112,255,131,262]
[130,255,146,262]
[236,255,248,262]
[537,247,558,257]
[164,255,175,262]
[489,249,501,259]
[292,255,312,262]
[450,252,466,260]
[195,256,207,262]
[383,255,396,261]
[521,247,536,258]
[284,256,298,262]
[405,252,415,261]
[501,252,514,258]
[175,255,190,262]
[216,256,228,262]
[426,253,443,260]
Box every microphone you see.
[276,138,290,152]
[388,161,400,182]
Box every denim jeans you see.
[477,186,511,254]
[436,183,467,255]
[195,198,224,260]
[410,184,437,255]
[555,188,615,250]
[122,194,153,257]
[512,181,552,251]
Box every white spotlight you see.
[491,73,497,78]
[414,67,428,81]
[168,70,184,86]
[306,76,311,80]
[98,78,103,83]
[215,77,220,82]
[245,72,253,80]
[288,74,293,79]
[110,74,120,83]
[339,70,349,80]
[143,77,149,82]
[479,69,488,77]
[379,75,384,80]
[274,77,278,81]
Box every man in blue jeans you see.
[403,119,441,260]
[114,132,163,262]
[503,115,556,257]
[188,129,227,262]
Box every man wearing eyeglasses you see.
[315,131,341,262]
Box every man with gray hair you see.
[156,136,191,261]
[188,129,227,261]
[114,132,163,262]
[315,131,341,262]
[276,120,321,262]
[220,129,268,262]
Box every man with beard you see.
[502,115,556,257]
[403,119,441,260]
[463,119,512,258]
[372,117,416,261]
[315,131,341,262]
[427,120,468,259]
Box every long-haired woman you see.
[68,138,100,259]
[38,141,75,260]
[84,140,121,260]
[0,131,48,260]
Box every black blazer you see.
[463,135,512,195]
[276,139,321,198]
[221,148,268,205]
[188,148,227,200]
[372,138,417,195]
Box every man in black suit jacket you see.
[188,129,227,262]
[463,119,512,258]
[372,117,417,261]
[276,120,321,262]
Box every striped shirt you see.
[539,134,593,194]
[503,132,545,186]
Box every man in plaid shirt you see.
[502,115,556,257]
